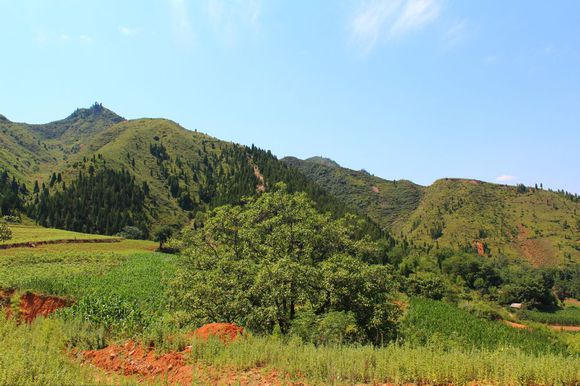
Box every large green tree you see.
[169,184,402,344]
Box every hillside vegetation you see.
[1,104,382,238]
[284,157,580,266]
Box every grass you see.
[188,334,580,385]
[401,298,572,354]
[0,224,116,245]
[1,234,173,337]
[0,238,155,256]
[519,305,580,326]
[0,316,116,385]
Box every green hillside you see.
[283,157,580,266]
[0,104,383,239]
[282,156,424,229]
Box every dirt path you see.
[503,320,530,330]
[548,325,580,332]
[0,237,121,250]
[247,156,266,192]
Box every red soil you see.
[1,290,71,322]
[190,322,244,342]
[19,292,72,322]
[81,324,299,385]
[82,340,192,384]
[473,241,485,256]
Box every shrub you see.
[115,225,144,239]
[0,222,12,242]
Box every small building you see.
[509,303,523,309]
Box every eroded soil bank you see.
[1,290,72,321]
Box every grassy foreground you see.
[189,334,580,385]
[1,315,577,386]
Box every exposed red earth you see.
[1,290,72,322]
[81,323,303,385]
[190,322,244,342]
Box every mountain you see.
[2,104,578,265]
[0,104,382,239]
[283,157,580,266]
[282,157,425,229]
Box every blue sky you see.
[1,1,579,193]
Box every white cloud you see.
[168,0,194,46]
[496,175,517,182]
[390,0,441,37]
[119,26,140,37]
[206,0,262,46]
[79,35,92,44]
[349,0,442,55]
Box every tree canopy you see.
[169,184,403,344]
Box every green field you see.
[0,239,578,384]
[0,224,117,245]
[519,305,580,326]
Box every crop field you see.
[0,225,578,385]
[400,298,573,354]
[0,224,116,245]
[519,305,580,326]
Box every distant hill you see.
[0,104,381,239]
[282,157,424,230]
[283,157,580,266]
[1,104,578,265]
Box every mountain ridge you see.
[283,156,580,266]
[1,105,578,266]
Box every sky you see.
[0,0,579,193]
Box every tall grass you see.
[189,335,580,385]
[401,298,571,354]
[0,316,115,385]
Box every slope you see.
[283,158,580,266]
[1,105,383,239]
[282,156,425,230]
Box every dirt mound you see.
[82,341,192,384]
[1,290,71,322]
[191,322,244,342]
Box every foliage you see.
[403,271,448,300]
[154,226,174,249]
[170,185,402,343]
[290,310,362,345]
[0,170,26,216]
[498,266,557,308]
[442,253,502,294]
[0,222,11,242]
[115,225,144,239]
[30,168,149,236]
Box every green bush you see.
[291,310,362,345]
